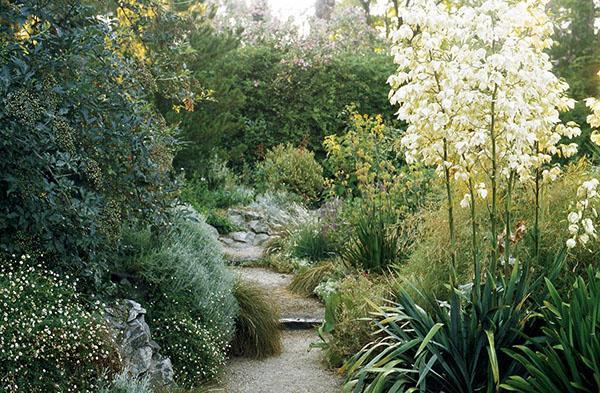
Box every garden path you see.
[217,251,342,392]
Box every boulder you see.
[227,212,246,228]
[231,231,255,243]
[248,220,270,235]
[253,233,271,246]
[206,224,220,239]
[105,300,174,387]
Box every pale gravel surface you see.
[218,266,342,393]
[222,330,342,393]
[221,242,264,262]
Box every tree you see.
[0,0,198,282]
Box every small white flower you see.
[566,238,577,248]
[568,212,580,224]
[460,193,471,208]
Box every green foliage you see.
[401,161,600,298]
[344,263,534,392]
[168,28,243,176]
[324,113,401,199]
[205,210,240,234]
[0,1,183,279]
[503,267,600,393]
[291,225,337,261]
[114,212,237,386]
[256,144,324,203]
[230,279,283,359]
[153,316,228,386]
[314,274,389,368]
[289,260,339,297]
[99,372,152,393]
[0,257,121,392]
[172,38,396,173]
[342,203,405,273]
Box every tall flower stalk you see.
[388,0,579,285]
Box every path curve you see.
[222,266,342,393]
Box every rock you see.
[206,224,220,239]
[105,299,174,387]
[220,236,235,245]
[228,213,246,228]
[248,220,270,234]
[242,210,262,221]
[253,233,271,246]
[231,231,255,243]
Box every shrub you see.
[208,44,397,169]
[344,263,534,392]
[256,144,324,203]
[99,372,151,393]
[0,1,186,278]
[503,266,600,392]
[181,175,254,213]
[323,113,401,199]
[230,279,283,358]
[153,316,228,386]
[0,256,121,392]
[315,273,390,368]
[115,212,237,387]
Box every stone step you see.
[280,317,323,330]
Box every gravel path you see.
[221,266,342,393]
[222,330,342,393]
[231,267,324,320]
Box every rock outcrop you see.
[105,299,174,387]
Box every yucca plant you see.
[502,266,600,393]
[343,260,534,393]
[342,203,402,273]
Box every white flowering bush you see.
[152,316,229,386]
[0,256,121,392]
[388,0,579,276]
[566,71,600,249]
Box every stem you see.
[504,172,514,277]
[489,83,499,274]
[443,138,457,285]
[534,145,541,266]
[469,177,480,298]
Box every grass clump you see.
[230,279,283,358]
[289,260,339,297]
[342,203,404,273]
[291,225,337,262]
